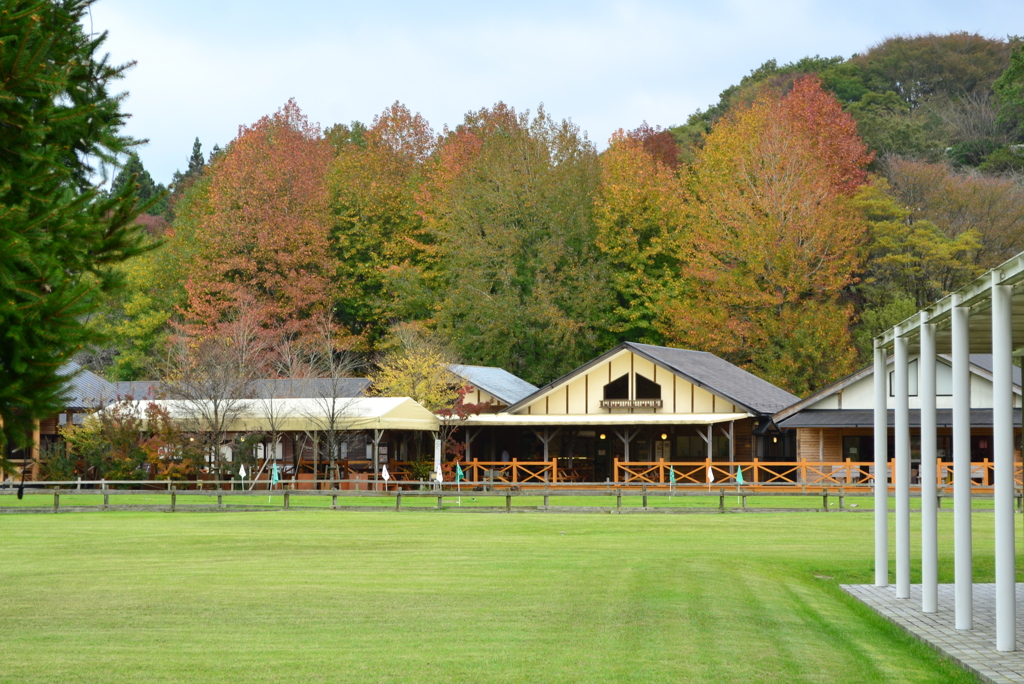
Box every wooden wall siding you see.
[522,350,739,416]
[733,418,755,461]
[797,428,843,462]
[40,416,58,435]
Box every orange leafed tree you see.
[181,100,339,352]
[660,77,872,395]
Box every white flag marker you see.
[707,466,714,483]
[381,465,391,482]
[239,463,246,478]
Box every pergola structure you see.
[873,251,1024,652]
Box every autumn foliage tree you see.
[328,102,435,340]
[415,103,612,384]
[181,100,339,350]
[662,77,873,395]
[593,130,688,343]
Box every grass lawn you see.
[0,510,1003,682]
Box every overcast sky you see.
[90,0,1021,184]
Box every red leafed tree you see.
[660,78,871,395]
[181,99,338,351]
[625,122,681,170]
[780,76,873,195]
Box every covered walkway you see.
[869,251,1024,653]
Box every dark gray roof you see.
[777,408,1022,429]
[506,342,798,416]
[449,365,538,405]
[115,377,370,400]
[113,380,167,399]
[58,362,118,409]
[251,378,369,399]
[962,354,1023,386]
[625,343,800,415]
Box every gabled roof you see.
[59,362,118,409]
[506,342,798,416]
[449,365,537,405]
[771,353,1022,423]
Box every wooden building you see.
[772,354,1023,471]
[460,342,799,481]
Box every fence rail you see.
[615,458,1024,487]
[3,478,1024,516]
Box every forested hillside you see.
[92,32,1024,397]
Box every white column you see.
[874,343,889,587]
[920,314,938,613]
[992,274,1016,651]
[895,331,911,599]
[952,293,973,630]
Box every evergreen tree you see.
[187,137,205,176]
[0,0,150,469]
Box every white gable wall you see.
[804,356,1020,411]
[519,349,739,416]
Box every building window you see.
[603,374,629,400]
[635,373,661,400]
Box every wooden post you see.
[396,492,402,511]
[543,489,549,509]
[613,457,619,484]
[506,493,511,512]
[984,458,990,487]
[552,458,558,484]
[31,419,40,481]
[823,489,829,512]
[719,488,725,512]
[839,488,845,510]
[616,489,622,511]
[512,458,518,484]
[436,495,442,510]
[642,485,648,509]
[331,494,337,509]
[284,491,290,510]
[171,489,176,512]
[217,494,223,509]
[53,492,59,513]
[102,481,109,510]
[741,494,747,510]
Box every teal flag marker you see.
[668,466,676,484]
[271,462,280,486]
[736,466,744,485]
[456,462,464,483]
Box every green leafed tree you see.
[0,0,150,470]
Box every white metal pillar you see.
[874,343,889,587]
[992,274,1016,651]
[952,293,973,629]
[920,314,938,613]
[894,331,911,599]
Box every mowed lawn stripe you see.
[0,511,983,683]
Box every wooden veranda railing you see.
[614,458,1024,487]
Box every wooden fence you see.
[3,481,1023,515]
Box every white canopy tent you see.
[113,397,440,433]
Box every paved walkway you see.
[843,583,1024,683]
